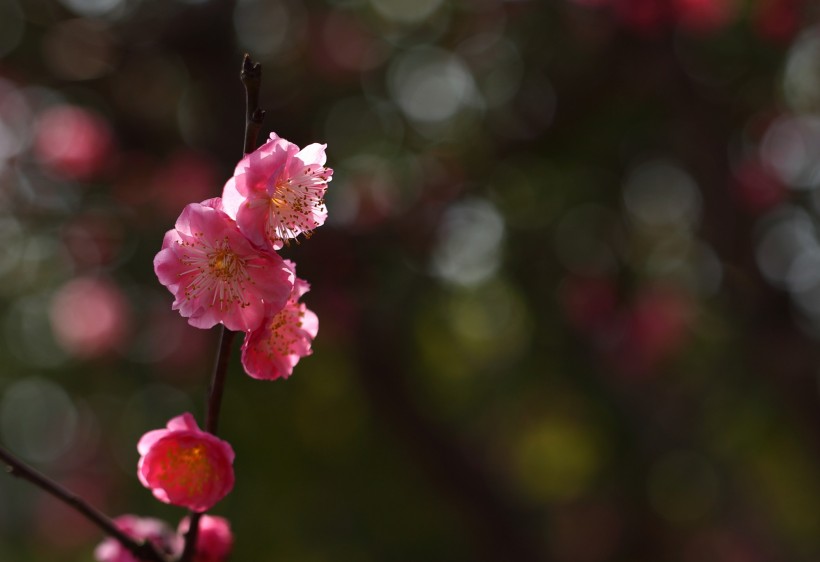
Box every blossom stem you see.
[180,53,266,562]
[0,443,170,562]
[205,325,237,436]
[179,327,235,562]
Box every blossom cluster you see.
[95,514,232,562]
[95,133,331,562]
[154,132,331,377]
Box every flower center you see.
[209,248,239,278]
[178,235,253,311]
[270,180,288,208]
[157,441,217,496]
[261,172,327,245]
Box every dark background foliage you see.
[1,0,820,560]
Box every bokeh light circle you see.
[0,377,78,464]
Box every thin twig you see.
[205,326,239,436]
[179,327,236,562]
[0,444,170,562]
[241,53,266,156]
[180,53,266,562]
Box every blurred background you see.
[1,0,820,560]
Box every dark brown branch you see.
[205,326,239,436]
[0,444,169,562]
[179,327,237,562]
[240,53,266,156]
[181,53,265,562]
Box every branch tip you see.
[240,54,261,83]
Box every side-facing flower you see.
[178,515,233,562]
[241,260,319,380]
[94,515,181,562]
[137,413,235,513]
[154,197,294,332]
[222,132,332,250]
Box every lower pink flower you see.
[94,515,181,562]
[179,515,234,562]
[241,261,319,380]
[137,413,235,513]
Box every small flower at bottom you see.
[154,197,294,332]
[222,132,332,250]
[241,260,318,380]
[94,515,181,562]
[137,412,235,512]
[178,515,234,562]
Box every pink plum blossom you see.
[94,515,181,562]
[178,515,234,562]
[222,132,332,250]
[137,413,235,513]
[241,260,319,380]
[154,197,294,332]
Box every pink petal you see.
[233,198,270,248]
[137,429,169,456]
[294,143,327,167]
[302,308,320,339]
[178,515,233,562]
[220,176,242,219]
[166,412,199,432]
[200,197,224,212]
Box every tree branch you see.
[240,53,266,156]
[180,52,265,562]
[0,444,170,562]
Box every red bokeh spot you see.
[34,105,114,181]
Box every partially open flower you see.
[241,260,319,380]
[154,197,294,332]
[94,515,181,562]
[137,413,235,512]
[222,132,332,250]
[178,515,233,562]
